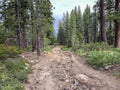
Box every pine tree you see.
[105,0,115,45]
[92,4,99,43]
[76,6,84,44]
[70,10,79,49]
[15,0,29,49]
[83,5,91,44]
[0,0,29,48]
[29,0,54,55]
[64,11,70,46]
[0,0,54,55]
[57,21,65,45]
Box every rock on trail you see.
[23,46,120,90]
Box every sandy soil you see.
[23,46,120,90]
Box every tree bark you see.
[114,0,120,48]
[100,0,107,42]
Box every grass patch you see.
[0,58,31,90]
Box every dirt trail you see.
[23,46,120,90]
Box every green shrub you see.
[61,46,73,51]
[44,38,51,47]
[79,42,110,51]
[87,51,120,68]
[113,48,120,53]
[43,45,54,54]
[0,44,24,59]
[14,71,29,82]
[61,46,69,51]
[116,72,120,78]
[61,43,120,70]
[26,45,32,52]
[0,79,24,90]
[74,49,87,56]
[0,58,31,90]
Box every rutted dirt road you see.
[23,46,120,90]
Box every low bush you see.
[0,58,31,90]
[86,50,120,68]
[112,48,120,53]
[79,42,110,51]
[62,43,120,69]
[61,46,70,51]
[0,44,24,59]
[116,72,120,78]
[74,49,87,56]
[43,45,54,54]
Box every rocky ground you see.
[23,46,120,90]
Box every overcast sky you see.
[51,0,95,16]
[50,0,96,35]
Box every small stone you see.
[104,65,114,70]
[64,87,70,90]
[75,74,89,83]
[59,78,64,81]
[71,84,77,90]
[99,68,104,71]
[91,87,96,90]
[59,85,63,88]
[65,79,69,83]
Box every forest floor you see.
[23,46,120,90]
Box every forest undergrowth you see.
[62,43,120,77]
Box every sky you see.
[50,0,96,35]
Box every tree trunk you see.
[93,6,97,43]
[21,24,27,49]
[15,0,27,49]
[86,25,89,43]
[100,0,107,42]
[15,0,21,47]
[32,27,36,52]
[36,30,41,56]
[30,0,36,52]
[114,0,120,48]
[93,21,97,43]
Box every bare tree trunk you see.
[93,21,97,43]
[32,28,36,52]
[31,0,37,52]
[32,24,36,52]
[36,30,40,56]
[114,0,120,48]
[15,0,21,47]
[100,0,107,42]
